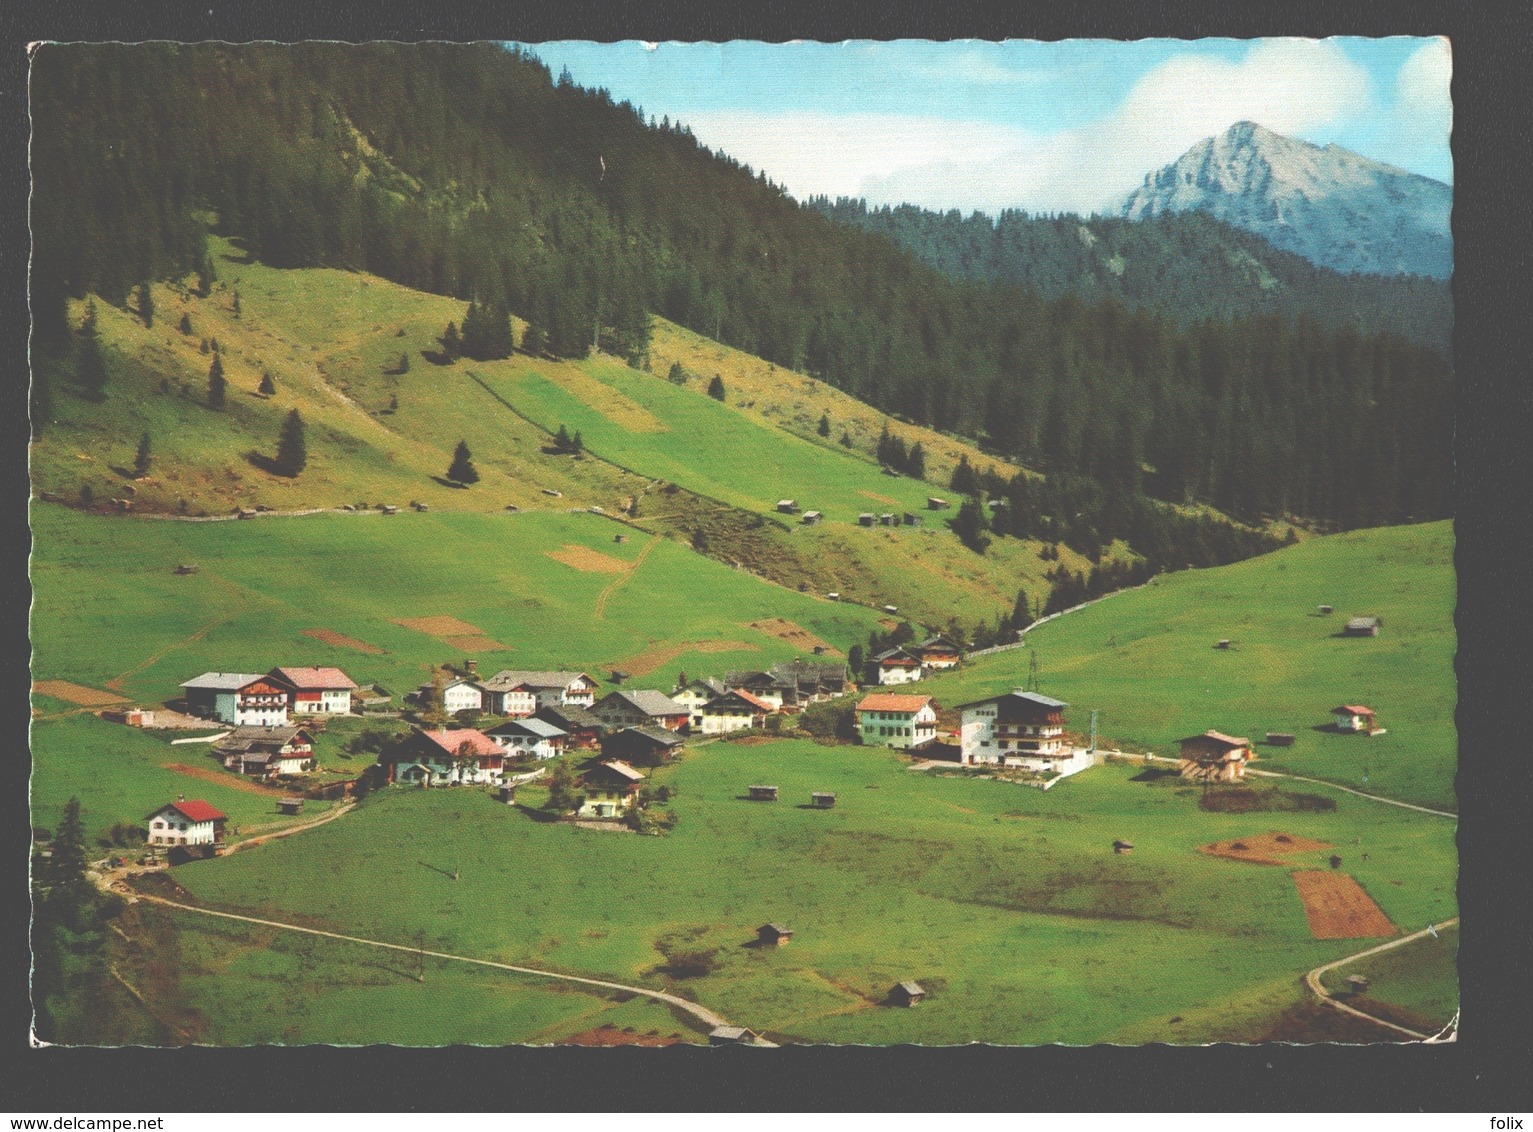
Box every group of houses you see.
[180,666,361,726]
[867,635,962,685]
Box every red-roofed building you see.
[1331,705,1378,733]
[146,800,227,847]
[384,727,506,786]
[856,693,939,750]
[268,666,360,715]
[697,688,775,735]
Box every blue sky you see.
[521,38,1452,215]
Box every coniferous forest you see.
[30,42,1453,531]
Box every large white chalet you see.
[957,689,1092,778]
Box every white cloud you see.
[682,38,1382,215]
[1385,38,1452,179]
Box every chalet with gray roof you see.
[600,726,685,766]
[212,725,316,779]
[672,677,730,727]
[532,704,605,750]
[592,689,690,732]
[181,672,290,726]
[478,670,600,714]
[486,716,567,760]
[768,658,850,703]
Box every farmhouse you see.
[180,673,290,727]
[724,670,795,710]
[591,689,690,732]
[486,717,567,760]
[697,689,774,734]
[1343,616,1382,637]
[870,647,924,686]
[146,800,226,848]
[532,704,605,750]
[267,666,358,715]
[412,676,485,716]
[475,672,538,717]
[385,728,505,786]
[483,670,600,709]
[212,725,316,779]
[768,658,850,703]
[600,726,684,766]
[1177,730,1254,782]
[912,635,962,670]
[575,759,646,819]
[856,692,938,750]
[672,676,730,727]
[957,690,1091,777]
[1331,705,1379,734]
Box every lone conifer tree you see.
[258,371,276,396]
[441,321,461,359]
[274,409,307,477]
[207,353,226,408]
[133,431,152,477]
[178,312,193,336]
[707,375,726,401]
[76,316,109,402]
[137,281,154,328]
[446,440,479,485]
[818,412,831,437]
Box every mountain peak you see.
[1121,123,1452,279]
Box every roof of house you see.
[151,800,227,823]
[1180,729,1252,751]
[416,676,481,693]
[589,758,645,782]
[489,717,567,740]
[601,689,688,716]
[680,676,729,696]
[857,692,936,714]
[417,728,503,757]
[1346,616,1381,628]
[214,725,311,751]
[269,666,358,691]
[871,647,920,664]
[895,981,926,996]
[758,922,792,934]
[604,725,685,748]
[724,669,780,686]
[709,1026,754,1041]
[704,689,775,713]
[533,704,605,730]
[956,689,1068,714]
[480,669,597,692]
[1332,704,1375,715]
[916,635,962,651]
[769,659,846,683]
[180,672,267,691]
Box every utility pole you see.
[414,929,426,983]
[1026,649,1040,693]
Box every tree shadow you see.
[514,803,562,824]
[418,859,457,880]
[430,476,468,489]
[421,350,455,367]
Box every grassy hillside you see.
[171,743,1456,1045]
[919,521,1456,810]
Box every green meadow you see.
[171,742,1456,1045]
[30,505,880,704]
[920,521,1457,811]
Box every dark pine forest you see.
[30,43,1453,533]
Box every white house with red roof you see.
[696,688,775,735]
[1330,704,1379,734]
[385,728,506,786]
[856,692,939,749]
[268,666,359,715]
[146,800,227,847]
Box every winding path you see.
[117,889,738,1035]
[1135,752,1457,819]
[593,536,659,620]
[1304,918,1460,1041]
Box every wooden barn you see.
[747,785,779,802]
[1331,705,1380,734]
[757,923,793,946]
[810,792,837,809]
[1176,730,1254,783]
[1343,616,1382,637]
[890,981,926,1006]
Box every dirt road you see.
[1304,918,1460,1040]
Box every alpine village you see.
[28,43,1457,1049]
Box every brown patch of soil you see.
[558,1025,686,1047]
[1291,870,1397,939]
[394,615,507,653]
[611,639,759,677]
[33,680,128,706]
[302,627,385,654]
[1198,831,1333,866]
[545,544,632,574]
[746,617,840,656]
[858,489,900,506]
[164,763,287,796]
[728,734,776,746]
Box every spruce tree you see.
[950,454,978,495]
[667,361,687,385]
[207,353,226,408]
[178,312,193,336]
[554,424,572,451]
[521,323,547,357]
[951,497,991,554]
[907,441,926,480]
[707,375,725,401]
[441,321,461,359]
[274,409,307,477]
[446,440,479,485]
[397,353,410,374]
[133,432,152,477]
[817,413,830,437]
[138,281,154,328]
[41,797,89,896]
[258,371,276,395]
[76,318,109,402]
[571,431,583,454]
[232,290,241,318]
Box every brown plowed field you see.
[611,639,758,676]
[164,763,286,796]
[33,680,128,706]
[545,544,632,574]
[1198,831,1332,866]
[394,615,507,653]
[302,627,385,654]
[746,617,840,656]
[1291,870,1397,939]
